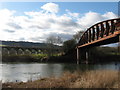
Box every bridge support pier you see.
[14,49,18,55]
[118,35,120,53]
[85,51,89,64]
[77,48,80,64]
[77,48,89,64]
[7,48,10,55]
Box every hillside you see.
[0,40,61,49]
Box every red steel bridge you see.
[76,18,120,64]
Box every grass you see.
[2,53,63,62]
[31,54,48,60]
[111,52,120,55]
[3,53,61,58]
[2,70,120,88]
[0,44,6,46]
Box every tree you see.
[56,36,63,45]
[46,35,56,45]
[73,31,84,43]
[63,39,76,54]
[46,35,63,56]
[46,35,63,45]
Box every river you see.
[1,62,120,83]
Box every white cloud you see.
[102,12,118,19]
[0,9,15,30]
[66,9,79,18]
[41,3,59,13]
[0,3,118,43]
[0,9,15,17]
[77,11,117,29]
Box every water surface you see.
[1,62,120,82]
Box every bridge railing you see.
[78,18,120,46]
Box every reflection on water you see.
[1,62,120,83]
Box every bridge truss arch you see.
[78,18,120,48]
[76,18,120,64]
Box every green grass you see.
[110,52,120,55]
[3,53,62,60]
[31,53,62,59]
[0,44,6,46]
[31,54,48,59]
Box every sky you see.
[0,2,119,43]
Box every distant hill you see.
[0,40,61,49]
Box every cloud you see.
[28,36,45,42]
[78,11,103,28]
[77,11,118,29]
[41,3,59,13]
[7,22,22,29]
[29,25,43,29]
[19,37,25,41]
[102,12,118,19]
[66,9,79,18]
[0,3,118,43]
[4,29,15,33]
[0,9,15,30]
[0,9,15,18]
[48,33,73,41]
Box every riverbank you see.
[2,70,119,88]
[2,53,76,63]
[2,53,120,64]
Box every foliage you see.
[62,31,84,54]
[63,39,76,54]
[31,53,61,59]
[31,54,48,60]
[0,44,6,46]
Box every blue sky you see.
[0,2,118,42]
[0,2,118,15]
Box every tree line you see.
[46,31,84,55]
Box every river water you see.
[1,62,120,83]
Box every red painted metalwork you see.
[78,18,120,48]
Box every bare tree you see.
[46,35,63,56]
[46,35,63,45]
[73,31,84,43]
[46,35,56,45]
[56,36,63,45]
